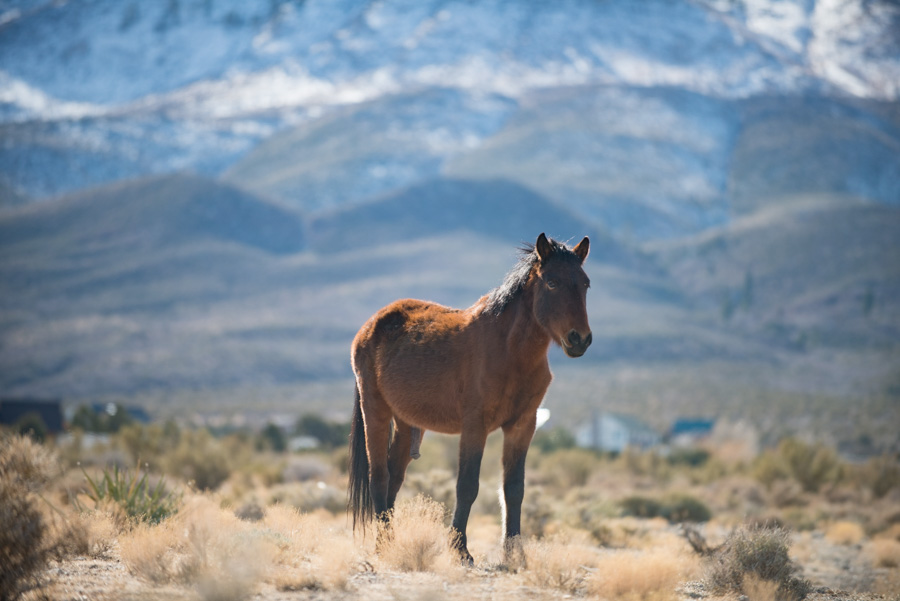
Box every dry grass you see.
[43,506,118,559]
[119,495,276,600]
[263,506,358,591]
[869,538,900,568]
[742,574,780,601]
[522,532,599,593]
[0,434,62,601]
[706,525,810,601]
[825,521,865,545]
[376,494,461,576]
[586,546,698,601]
[118,516,185,584]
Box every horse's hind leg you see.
[359,382,393,522]
[386,417,417,511]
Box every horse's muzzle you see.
[562,330,592,357]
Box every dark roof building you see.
[0,398,65,434]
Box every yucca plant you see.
[78,463,180,524]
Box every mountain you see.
[728,96,900,214]
[2,0,897,106]
[651,196,900,348]
[2,0,898,204]
[445,85,738,240]
[223,88,516,211]
[1,0,899,430]
[0,173,306,319]
[306,177,633,263]
[0,172,305,255]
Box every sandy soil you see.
[36,528,897,601]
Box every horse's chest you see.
[484,365,551,428]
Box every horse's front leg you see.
[451,424,487,565]
[500,411,537,566]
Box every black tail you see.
[348,383,373,530]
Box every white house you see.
[575,410,660,453]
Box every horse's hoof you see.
[457,548,474,566]
[502,536,526,571]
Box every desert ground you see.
[2,423,899,601]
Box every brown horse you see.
[348,233,592,563]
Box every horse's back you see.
[352,298,478,432]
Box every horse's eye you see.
[547,280,558,289]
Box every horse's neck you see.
[486,287,552,366]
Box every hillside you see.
[444,85,737,240]
[223,89,516,211]
[651,196,900,348]
[1,0,899,439]
[728,96,900,214]
[2,0,898,204]
[305,177,633,264]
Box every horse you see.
[348,232,592,564]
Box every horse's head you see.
[531,233,592,358]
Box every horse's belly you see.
[379,370,465,434]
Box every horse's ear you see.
[572,236,590,263]
[535,233,552,262]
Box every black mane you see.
[483,237,579,316]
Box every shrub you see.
[376,495,454,572]
[119,495,276,599]
[116,422,180,467]
[538,448,601,487]
[619,494,711,523]
[78,464,180,524]
[706,525,810,601]
[824,521,865,546]
[14,412,49,443]
[522,535,598,592]
[531,427,577,454]
[0,478,52,600]
[662,495,713,523]
[257,423,287,453]
[870,539,900,568]
[163,429,231,491]
[264,505,358,591]
[668,448,711,467]
[777,438,842,493]
[0,435,59,600]
[858,454,900,499]
[755,438,841,493]
[294,414,350,449]
[620,496,663,519]
[587,547,697,601]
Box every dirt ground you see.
[37,524,898,601]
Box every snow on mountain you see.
[0,0,897,205]
[2,0,896,108]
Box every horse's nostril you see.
[584,332,592,347]
[567,330,581,346]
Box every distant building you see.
[669,418,716,447]
[575,410,660,452]
[0,398,65,435]
[89,403,152,423]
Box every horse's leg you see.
[500,411,537,566]
[359,383,393,523]
[386,417,416,511]
[451,423,488,565]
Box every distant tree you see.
[742,270,754,310]
[721,292,735,321]
[70,405,99,432]
[295,413,349,448]
[259,423,287,453]
[70,403,133,433]
[15,412,48,443]
[531,426,576,454]
[863,284,875,317]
